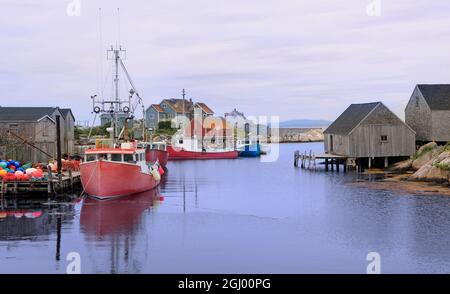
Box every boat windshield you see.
[124,154,135,163]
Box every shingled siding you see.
[431,111,450,142]
[405,87,432,142]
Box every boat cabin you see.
[84,141,146,164]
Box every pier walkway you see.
[294,150,349,172]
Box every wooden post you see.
[384,157,389,168]
[47,165,53,194]
[69,169,74,193]
[331,159,334,171]
[294,151,299,167]
[0,180,4,209]
[325,159,329,171]
[336,160,340,172]
[56,115,63,183]
[344,160,347,173]
[368,157,372,169]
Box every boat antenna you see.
[117,8,121,50]
[98,8,103,100]
[182,88,186,124]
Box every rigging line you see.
[87,113,98,140]
[98,7,103,99]
[119,58,144,114]
[101,61,112,98]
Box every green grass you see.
[414,145,435,159]
[434,162,450,171]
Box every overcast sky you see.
[1,0,450,123]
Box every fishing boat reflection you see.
[80,188,162,236]
[80,189,163,273]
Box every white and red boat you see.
[168,137,238,160]
[140,141,168,168]
[80,141,162,199]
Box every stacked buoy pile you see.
[0,160,45,182]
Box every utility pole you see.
[56,115,62,181]
[182,88,186,118]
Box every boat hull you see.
[146,149,168,168]
[239,144,261,157]
[167,145,238,160]
[80,161,159,199]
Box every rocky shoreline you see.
[270,128,324,143]
[391,142,450,184]
[352,142,450,196]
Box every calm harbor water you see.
[1,142,450,274]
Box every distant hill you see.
[272,119,331,128]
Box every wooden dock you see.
[294,150,349,172]
[0,170,81,196]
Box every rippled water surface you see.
[1,143,450,273]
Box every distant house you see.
[324,102,415,167]
[224,108,268,142]
[405,84,450,143]
[224,108,246,126]
[194,102,214,118]
[145,98,213,129]
[0,107,75,163]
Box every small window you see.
[111,154,122,162]
[381,135,388,142]
[124,154,135,163]
[415,96,420,107]
[86,154,97,162]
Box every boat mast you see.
[92,45,129,143]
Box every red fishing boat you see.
[80,46,163,199]
[167,145,238,160]
[80,142,162,199]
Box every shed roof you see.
[417,84,450,110]
[60,108,75,121]
[0,107,58,122]
[324,102,381,135]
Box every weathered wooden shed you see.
[0,107,75,163]
[405,84,450,143]
[324,102,416,168]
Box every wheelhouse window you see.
[381,135,388,142]
[111,154,122,162]
[86,154,97,162]
[124,154,135,163]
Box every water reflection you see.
[79,189,162,273]
[0,199,75,242]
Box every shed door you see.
[329,135,334,153]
